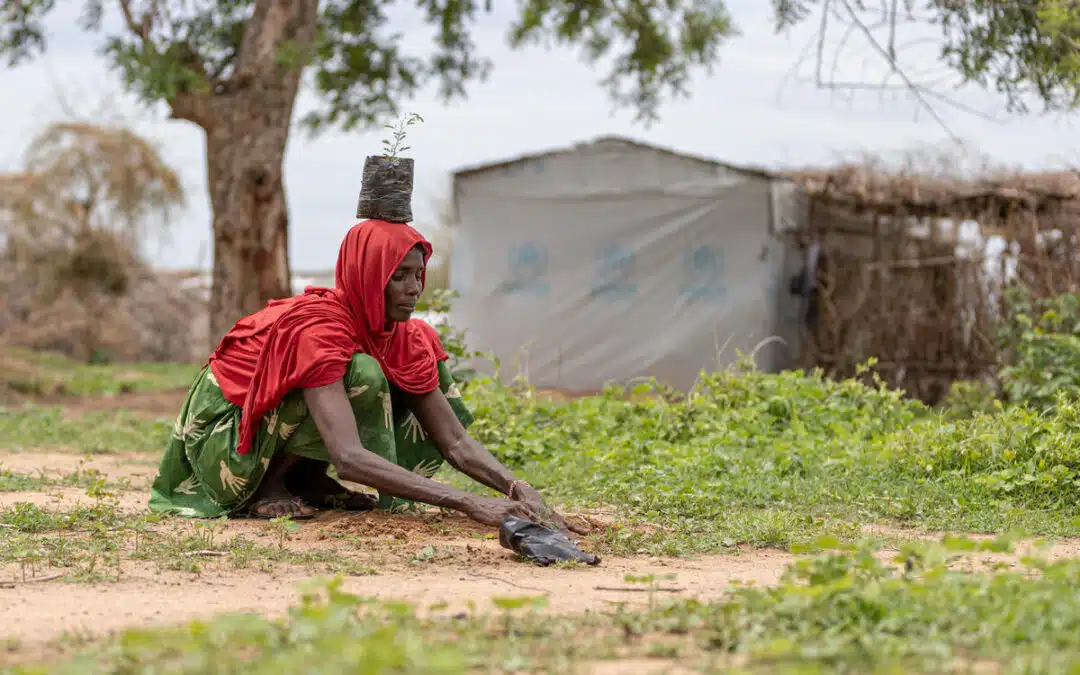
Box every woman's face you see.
[384,246,425,323]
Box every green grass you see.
[0,469,48,492]
[0,347,198,397]
[0,407,173,454]
[0,467,130,492]
[9,358,1080,554]
[0,497,379,584]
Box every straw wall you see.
[785,165,1080,403]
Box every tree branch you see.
[234,0,319,87]
[791,0,1012,140]
[169,92,216,130]
[116,0,151,41]
[836,0,958,141]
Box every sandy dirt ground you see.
[0,435,798,668]
[5,391,1080,672]
[7,447,1080,663]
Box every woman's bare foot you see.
[246,453,319,519]
[286,458,378,512]
[247,494,318,519]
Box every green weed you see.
[14,356,1080,556]
[14,345,1080,672]
[0,469,47,492]
[458,364,1080,553]
[0,496,379,583]
[0,467,130,492]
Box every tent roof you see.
[451,135,777,183]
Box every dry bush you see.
[0,122,201,363]
[0,247,207,364]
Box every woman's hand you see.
[461,495,547,527]
[511,483,587,536]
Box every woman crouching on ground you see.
[149,219,575,531]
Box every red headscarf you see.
[208,220,448,455]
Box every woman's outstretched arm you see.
[303,379,541,526]
[405,387,584,534]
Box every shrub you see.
[998,286,1080,411]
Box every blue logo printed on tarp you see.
[680,245,726,298]
[503,242,551,295]
[592,244,637,296]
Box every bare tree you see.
[0,121,184,361]
[770,0,1080,137]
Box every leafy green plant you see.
[997,286,1080,411]
[455,358,1080,551]
[623,573,679,612]
[940,379,1000,418]
[269,515,301,550]
[14,342,1080,561]
[379,112,423,163]
[491,594,548,637]
[21,339,1080,671]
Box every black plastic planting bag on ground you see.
[356,155,414,223]
[498,516,600,566]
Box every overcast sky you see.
[1,1,1075,272]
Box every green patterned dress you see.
[148,353,473,517]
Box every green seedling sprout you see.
[492,594,548,637]
[380,112,424,164]
[269,514,301,549]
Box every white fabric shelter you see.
[448,136,806,392]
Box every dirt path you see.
[0,448,797,665]
[2,549,791,651]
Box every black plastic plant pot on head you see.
[498,516,600,566]
[356,155,414,224]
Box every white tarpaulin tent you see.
[448,136,807,393]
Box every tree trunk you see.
[205,122,293,348]
[172,0,320,350]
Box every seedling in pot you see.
[357,111,422,223]
[380,112,424,164]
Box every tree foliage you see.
[1,0,738,128]
[772,0,1080,114]
[932,0,1080,113]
